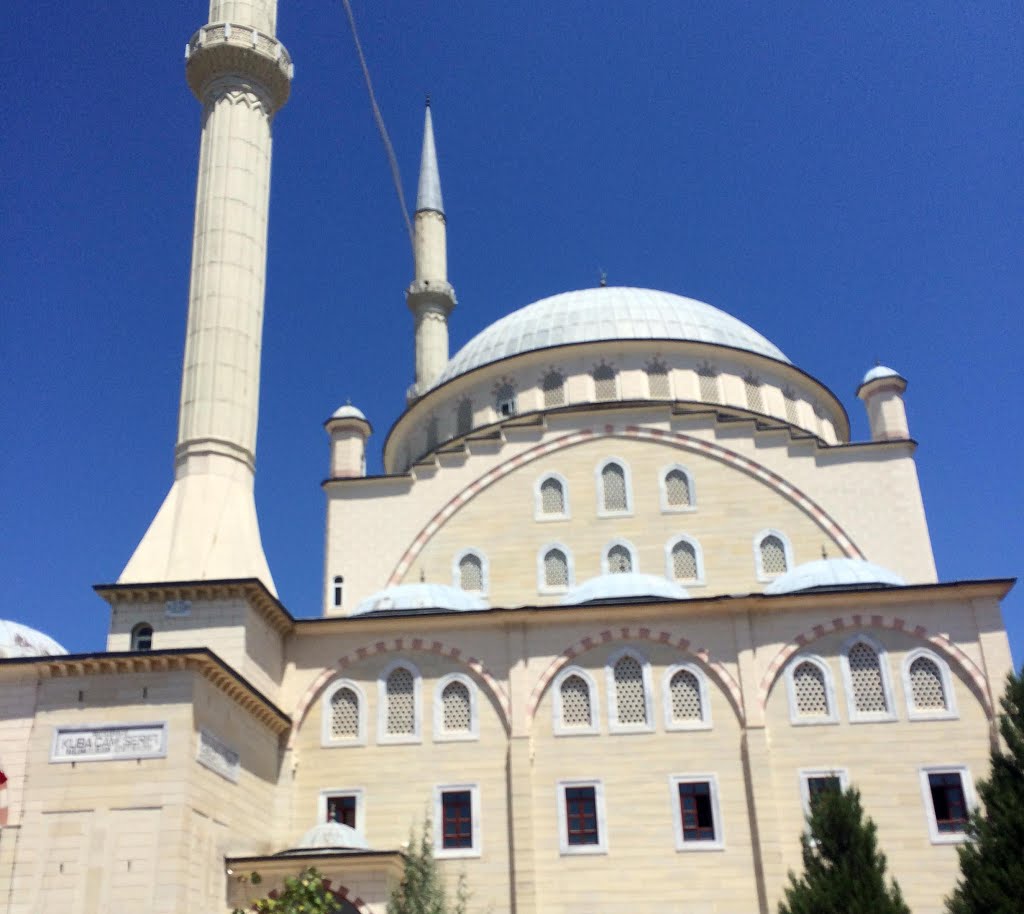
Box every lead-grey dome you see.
[0,619,68,659]
[560,572,690,606]
[764,558,906,595]
[434,287,788,387]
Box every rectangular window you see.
[434,784,480,858]
[318,788,363,834]
[919,767,972,844]
[557,780,607,854]
[799,769,849,820]
[670,775,723,851]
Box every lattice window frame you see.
[605,648,655,734]
[434,782,482,858]
[647,360,672,399]
[902,649,957,721]
[377,660,423,744]
[451,548,488,594]
[784,655,839,726]
[798,768,849,819]
[839,634,897,724]
[669,774,725,851]
[662,663,712,731]
[542,369,566,408]
[659,464,697,513]
[552,666,600,736]
[537,543,575,594]
[321,679,367,747]
[596,458,633,516]
[664,535,704,585]
[592,363,618,401]
[534,472,571,521]
[602,539,638,575]
[754,529,793,581]
[919,765,975,845]
[433,673,479,742]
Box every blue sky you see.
[2,1,1021,665]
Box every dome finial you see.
[598,269,608,288]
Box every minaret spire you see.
[407,100,457,401]
[118,0,292,593]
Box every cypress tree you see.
[946,666,1024,914]
[388,819,468,914]
[779,784,909,914]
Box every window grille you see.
[910,656,947,710]
[560,674,592,728]
[456,398,473,436]
[542,370,565,408]
[793,661,829,717]
[669,669,703,721]
[848,642,888,714]
[744,375,764,412]
[671,540,698,581]
[385,667,416,735]
[330,687,360,739]
[601,462,628,512]
[613,655,647,725]
[593,364,616,400]
[458,553,483,592]
[607,544,632,573]
[441,681,472,732]
[783,387,799,425]
[544,549,569,588]
[426,416,439,450]
[759,534,788,575]
[647,362,670,398]
[540,477,565,515]
[665,469,692,507]
[698,368,719,403]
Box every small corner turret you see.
[857,365,910,441]
[325,404,372,478]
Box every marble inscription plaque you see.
[196,728,240,783]
[51,723,167,762]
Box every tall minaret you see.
[406,101,457,401]
[118,1,292,594]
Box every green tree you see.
[232,867,343,913]
[388,819,468,914]
[779,784,910,914]
[946,665,1024,914]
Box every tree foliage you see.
[779,784,909,914]
[946,665,1024,914]
[388,819,468,914]
[232,867,344,914]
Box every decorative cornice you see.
[406,279,456,315]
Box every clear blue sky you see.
[2,2,1020,665]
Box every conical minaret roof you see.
[415,101,444,214]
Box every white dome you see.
[295,820,369,851]
[0,619,68,659]
[352,583,488,616]
[861,365,903,384]
[330,403,368,421]
[434,287,789,387]
[560,573,690,606]
[764,558,906,595]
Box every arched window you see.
[131,623,153,652]
[597,459,631,515]
[647,360,670,398]
[379,662,421,742]
[903,650,957,720]
[332,575,344,608]
[494,381,516,417]
[553,667,599,735]
[697,364,719,403]
[434,674,478,740]
[754,530,791,580]
[593,363,617,401]
[535,474,569,519]
[663,664,711,730]
[604,541,635,574]
[782,386,800,425]
[660,466,694,511]
[322,680,365,745]
[426,415,439,450]
[840,636,896,723]
[539,545,572,592]
[542,370,565,408]
[456,398,473,436]
[785,656,838,725]
[744,373,764,412]
[666,536,702,583]
[453,550,486,593]
[607,650,653,732]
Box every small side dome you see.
[861,365,904,384]
[287,821,369,853]
[330,403,368,421]
[765,558,906,595]
[352,583,488,616]
[560,573,690,606]
[0,619,68,659]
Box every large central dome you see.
[434,287,789,387]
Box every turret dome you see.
[0,619,67,659]
[764,558,906,595]
[293,820,369,851]
[560,572,690,606]
[352,583,487,616]
[861,365,904,385]
[330,404,368,421]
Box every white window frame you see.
[130,622,154,651]
[601,538,638,575]
[534,472,571,521]
[902,648,958,721]
[797,768,850,819]
[451,548,488,595]
[669,774,725,851]
[321,679,367,747]
[664,535,705,585]
[662,663,712,731]
[537,542,574,595]
[784,655,839,726]
[557,778,608,855]
[377,660,422,745]
[839,633,897,724]
[753,528,793,581]
[552,666,601,736]
[595,458,633,517]
[433,672,479,742]
[317,786,365,836]
[659,464,697,513]
[605,647,655,734]
[434,782,482,859]
[918,765,975,845]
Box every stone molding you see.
[186,22,292,112]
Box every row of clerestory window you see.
[532,461,697,519]
[786,636,958,724]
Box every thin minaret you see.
[119,0,292,594]
[407,100,457,401]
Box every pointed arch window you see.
[593,363,617,401]
[903,649,957,720]
[456,398,473,436]
[782,386,800,425]
[538,543,573,593]
[453,549,487,593]
[743,373,764,412]
[785,656,838,725]
[332,576,344,608]
[425,415,440,450]
[494,381,517,418]
[606,649,654,732]
[666,536,703,584]
[553,667,599,735]
[603,540,636,574]
[597,459,632,515]
[660,465,695,511]
[542,370,566,408]
[434,673,478,741]
[378,661,422,743]
[697,364,719,403]
[322,679,366,746]
[840,636,896,723]
[535,473,569,520]
[130,623,153,652]
[663,664,711,730]
[754,530,792,580]
[647,360,671,398]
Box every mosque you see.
[0,2,1015,913]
